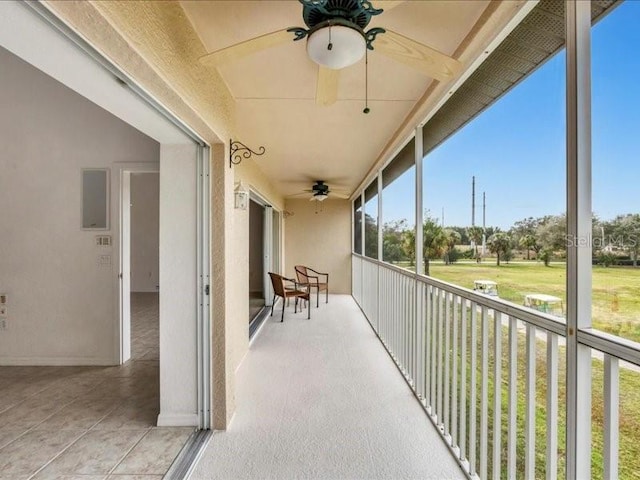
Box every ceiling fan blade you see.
[331,193,350,199]
[374,30,462,82]
[373,1,406,12]
[316,66,339,106]
[199,29,293,67]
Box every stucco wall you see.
[0,45,159,365]
[284,199,352,295]
[229,159,284,372]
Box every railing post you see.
[603,354,619,480]
[507,316,517,480]
[469,303,477,476]
[459,300,467,463]
[480,307,489,480]
[377,174,383,332]
[492,312,502,480]
[546,332,559,480]
[415,125,424,276]
[414,125,424,414]
[525,325,536,479]
[451,295,459,449]
[565,1,593,479]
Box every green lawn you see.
[426,260,640,343]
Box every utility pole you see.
[441,207,445,227]
[483,192,486,229]
[471,176,476,227]
[482,192,486,255]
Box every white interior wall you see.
[158,143,198,426]
[131,173,160,292]
[0,45,159,365]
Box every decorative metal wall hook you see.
[229,139,266,168]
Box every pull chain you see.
[363,49,370,114]
[327,24,333,50]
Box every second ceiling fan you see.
[200,0,462,107]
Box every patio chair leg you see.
[271,296,276,316]
[307,295,310,319]
[326,289,328,303]
[316,288,319,308]
[281,301,285,322]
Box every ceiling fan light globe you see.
[310,193,329,202]
[307,25,366,70]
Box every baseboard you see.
[0,356,116,366]
[157,413,199,427]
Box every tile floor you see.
[0,293,194,480]
[190,294,465,480]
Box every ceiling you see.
[180,0,492,198]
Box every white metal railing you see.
[352,253,640,480]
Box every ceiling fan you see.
[291,180,350,202]
[199,0,462,107]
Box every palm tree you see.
[423,218,447,276]
[467,226,484,260]
[443,229,461,265]
[401,229,415,267]
[519,234,539,260]
[488,232,512,266]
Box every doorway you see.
[120,167,160,363]
[248,199,265,322]
[248,194,281,337]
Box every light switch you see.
[95,235,112,247]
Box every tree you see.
[612,214,640,266]
[519,234,540,260]
[536,214,567,252]
[402,229,415,267]
[382,220,409,264]
[539,248,553,267]
[467,226,484,260]
[363,213,378,258]
[511,216,540,242]
[488,232,512,266]
[423,216,447,275]
[443,229,461,265]
[403,215,447,275]
[447,226,469,245]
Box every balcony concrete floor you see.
[191,295,464,480]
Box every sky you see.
[373,1,640,230]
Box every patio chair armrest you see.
[308,268,328,281]
[305,275,320,285]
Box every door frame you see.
[196,145,211,430]
[248,190,281,308]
